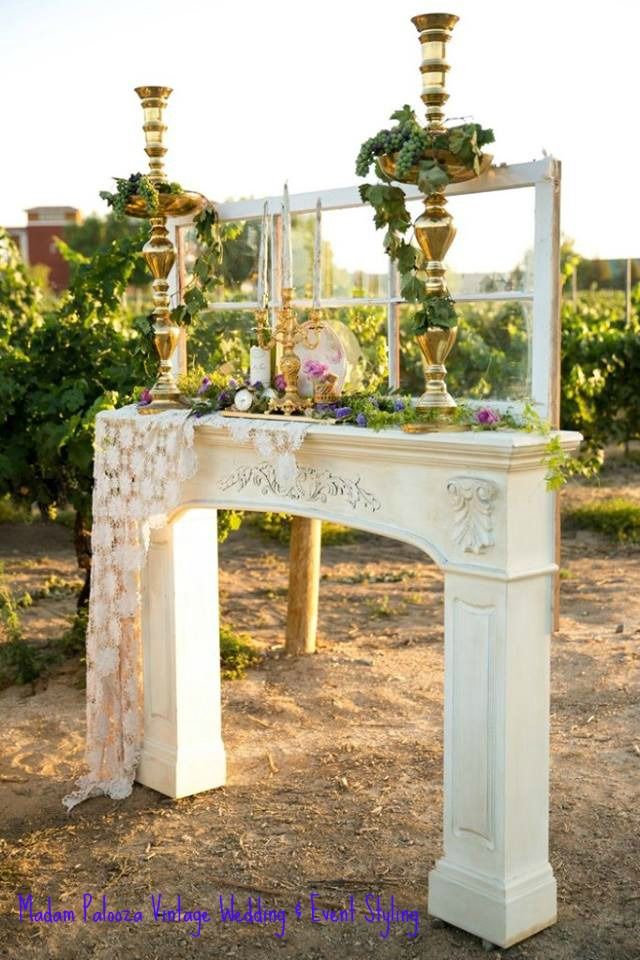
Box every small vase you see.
[415,326,458,410]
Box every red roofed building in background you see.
[6,206,82,290]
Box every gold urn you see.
[126,86,206,414]
[415,325,457,409]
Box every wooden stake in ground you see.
[285,517,321,655]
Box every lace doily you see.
[63,406,310,810]
[208,414,310,488]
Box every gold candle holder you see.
[126,86,206,415]
[376,14,493,416]
[413,12,458,133]
[256,289,322,416]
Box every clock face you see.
[233,388,254,412]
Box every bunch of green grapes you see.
[356,125,412,177]
[135,174,160,214]
[100,173,183,218]
[394,129,428,178]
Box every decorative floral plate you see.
[294,323,348,398]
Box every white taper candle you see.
[256,200,268,307]
[313,197,322,308]
[282,182,293,290]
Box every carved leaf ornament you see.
[220,462,381,513]
[447,477,498,554]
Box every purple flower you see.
[302,359,329,380]
[216,389,234,409]
[229,378,238,388]
[197,376,212,396]
[251,380,264,391]
[356,412,368,427]
[475,407,501,425]
[393,398,405,412]
[334,406,352,420]
[274,373,286,392]
[137,388,153,407]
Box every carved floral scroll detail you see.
[219,462,381,513]
[447,477,498,554]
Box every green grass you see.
[0,562,56,686]
[368,593,407,619]
[0,495,76,527]
[0,495,32,524]
[564,497,640,543]
[219,625,262,679]
[0,638,44,687]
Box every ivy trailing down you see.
[413,296,458,334]
[356,105,494,331]
[169,204,224,327]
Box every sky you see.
[1,0,639,275]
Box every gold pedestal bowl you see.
[376,149,492,186]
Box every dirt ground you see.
[0,474,638,960]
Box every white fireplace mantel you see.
[136,422,581,948]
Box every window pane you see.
[187,308,254,373]
[399,300,532,401]
[405,187,535,296]
[180,220,261,303]
[319,206,389,299]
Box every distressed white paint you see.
[137,423,580,947]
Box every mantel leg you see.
[285,517,321,655]
[428,571,556,948]
[137,508,227,798]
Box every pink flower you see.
[475,407,501,425]
[137,388,153,406]
[302,359,329,380]
[274,373,286,392]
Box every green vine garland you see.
[357,106,494,331]
[164,368,576,492]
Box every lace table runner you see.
[63,406,311,810]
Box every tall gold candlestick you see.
[125,86,206,415]
[377,14,492,416]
